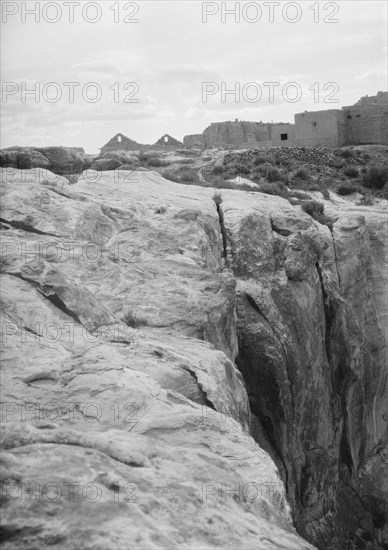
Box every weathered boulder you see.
[36,146,90,176]
[0,168,315,550]
[0,147,91,181]
[0,148,50,170]
[284,232,320,281]
[90,158,123,171]
[98,150,139,164]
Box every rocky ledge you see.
[0,167,387,549]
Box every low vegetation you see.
[260,181,289,198]
[163,166,200,184]
[362,165,388,189]
[336,182,358,195]
[294,168,310,181]
[343,165,359,178]
[302,200,332,228]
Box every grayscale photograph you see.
[0,1,387,549]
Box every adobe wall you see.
[294,109,345,147]
[342,92,388,145]
[270,123,296,146]
[183,134,206,149]
[191,121,297,149]
[182,91,387,149]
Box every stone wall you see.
[270,123,296,147]
[342,91,388,145]
[294,109,345,147]
[183,91,387,149]
[185,121,296,149]
[183,134,206,149]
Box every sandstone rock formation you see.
[218,190,388,549]
[0,147,91,181]
[1,166,387,549]
[0,168,315,550]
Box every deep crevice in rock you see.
[38,289,82,325]
[0,217,59,237]
[212,194,228,266]
[182,366,216,411]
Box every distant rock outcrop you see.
[0,146,91,180]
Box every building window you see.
[347,115,352,119]
[118,135,122,142]
[356,114,361,118]
[280,133,288,141]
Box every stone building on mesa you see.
[184,120,296,149]
[100,133,183,154]
[184,91,388,149]
[100,133,141,153]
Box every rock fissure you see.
[1,167,386,550]
[212,194,228,267]
[181,366,217,411]
[245,292,295,422]
[0,218,59,237]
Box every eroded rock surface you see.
[0,168,315,550]
[218,190,388,549]
[1,167,387,549]
[0,147,91,180]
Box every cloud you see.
[356,68,388,81]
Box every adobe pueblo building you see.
[184,91,388,149]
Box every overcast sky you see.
[1,0,387,153]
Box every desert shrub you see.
[176,149,201,156]
[362,165,388,189]
[305,183,321,191]
[138,151,154,163]
[260,182,289,198]
[155,206,167,214]
[162,170,180,183]
[255,163,272,177]
[302,200,324,217]
[122,311,147,328]
[176,158,193,165]
[357,195,374,206]
[382,183,388,200]
[223,167,238,180]
[321,188,330,200]
[146,156,170,167]
[337,182,358,195]
[212,164,224,175]
[302,200,332,228]
[336,149,354,159]
[267,167,287,183]
[290,190,310,200]
[343,165,359,178]
[279,159,292,168]
[163,166,199,183]
[233,162,250,175]
[253,155,274,165]
[294,168,310,181]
